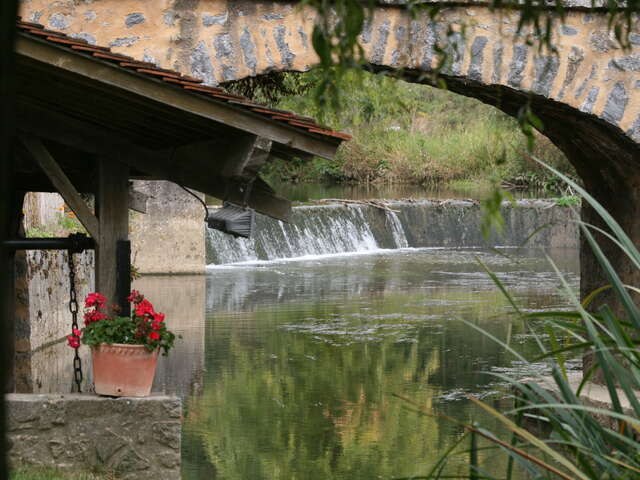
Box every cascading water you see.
[386,209,408,249]
[207,204,409,265]
[206,200,577,266]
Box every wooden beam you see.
[16,105,292,221]
[15,35,342,160]
[96,157,129,307]
[19,135,100,239]
[126,147,291,221]
[236,137,273,180]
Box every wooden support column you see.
[96,157,129,309]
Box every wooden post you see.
[96,157,129,309]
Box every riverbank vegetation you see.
[232,71,575,193]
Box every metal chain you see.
[67,247,83,393]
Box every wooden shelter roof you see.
[13,17,350,220]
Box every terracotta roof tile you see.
[15,18,351,144]
[92,51,135,62]
[70,44,111,53]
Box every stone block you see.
[7,394,181,480]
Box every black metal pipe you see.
[116,240,131,317]
[2,237,95,251]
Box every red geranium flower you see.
[153,312,165,323]
[148,331,160,341]
[83,309,108,326]
[134,299,155,317]
[67,334,80,349]
[127,290,143,304]
[85,292,106,309]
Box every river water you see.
[140,246,579,480]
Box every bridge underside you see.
[427,74,640,307]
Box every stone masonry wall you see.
[15,249,94,394]
[17,1,640,144]
[129,180,205,275]
[7,394,182,479]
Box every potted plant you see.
[67,290,176,397]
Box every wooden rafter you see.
[19,135,100,239]
[16,105,292,221]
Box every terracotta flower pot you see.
[91,343,159,397]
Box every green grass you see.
[10,468,117,480]
[250,70,575,191]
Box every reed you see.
[407,160,640,479]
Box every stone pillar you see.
[129,181,205,274]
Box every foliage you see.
[553,195,581,207]
[408,161,640,479]
[480,186,514,238]
[25,212,86,238]
[57,212,85,234]
[223,71,312,104]
[71,290,176,356]
[261,70,573,188]
[25,226,56,238]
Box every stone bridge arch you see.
[19,0,640,297]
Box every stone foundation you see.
[7,394,182,479]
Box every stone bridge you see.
[19,0,640,298]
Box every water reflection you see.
[132,275,207,398]
[161,247,578,480]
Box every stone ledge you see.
[7,394,182,479]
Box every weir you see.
[206,199,578,265]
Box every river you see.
[140,245,579,479]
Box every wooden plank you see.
[15,35,342,160]
[95,157,129,307]
[19,135,99,239]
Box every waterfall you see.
[206,200,578,266]
[385,210,408,249]
[206,204,390,265]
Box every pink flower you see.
[85,293,106,309]
[134,299,155,318]
[148,331,160,341]
[72,328,82,337]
